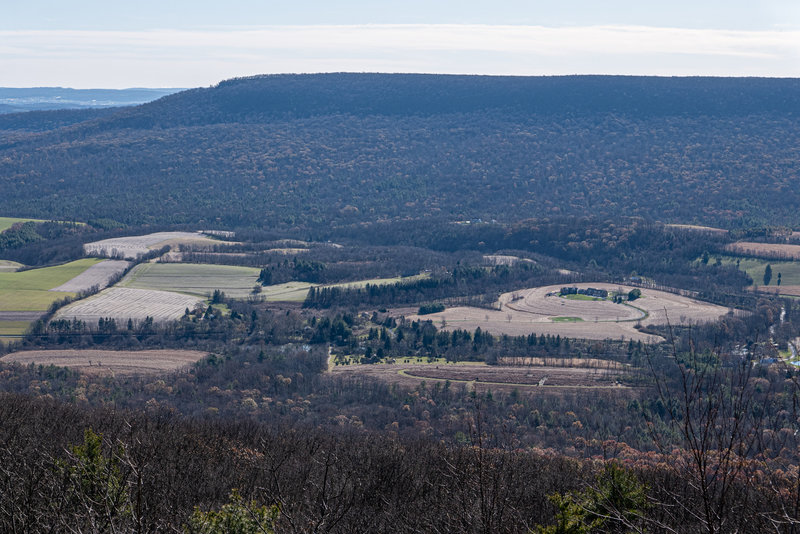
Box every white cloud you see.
[1,24,799,87]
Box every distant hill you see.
[83,74,800,128]
[0,87,182,114]
[0,74,798,230]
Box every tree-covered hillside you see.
[1,74,798,229]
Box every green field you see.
[0,258,101,311]
[327,274,429,290]
[0,321,30,337]
[120,263,262,299]
[0,216,86,233]
[0,216,49,233]
[717,256,800,286]
[0,258,101,342]
[562,293,601,301]
[551,316,584,322]
[260,281,315,302]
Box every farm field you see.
[0,258,101,311]
[0,260,23,273]
[0,321,29,340]
[119,264,428,302]
[54,287,202,324]
[0,258,102,343]
[665,223,728,234]
[263,274,429,302]
[0,349,208,376]
[717,256,800,293]
[49,259,131,292]
[327,274,429,290]
[406,283,729,343]
[260,281,315,302]
[0,216,48,232]
[726,242,800,260]
[483,254,535,266]
[119,263,261,299]
[83,231,236,259]
[331,361,633,392]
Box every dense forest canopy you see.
[0,74,798,230]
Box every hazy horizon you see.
[3,1,799,88]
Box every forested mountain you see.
[1,74,798,229]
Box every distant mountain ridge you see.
[89,74,800,130]
[0,74,798,230]
[0,87,182,114]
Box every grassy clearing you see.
[0,216,48,232]
[120,263,261,299]
[0,259,101,311]
[551,316,584,322]
[0,321,30,336]
[0,216,85,232]
[260,282,315,302]
[562,293,601,301]
[327,273,429,290]
[716,256,800,286]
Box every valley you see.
[1,74,800,533]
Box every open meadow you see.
[0,258,103,341]
[406,283,729,343]
[0,258,102,311]
[1,349,208,376]
[0,216,48,232]
[717,256,800,295]
[260,281,315,302]
[54,287,202,325]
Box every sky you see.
[2,1,799,88]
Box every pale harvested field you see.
[83,232,235,259]
[665,223,728,234]
[1,349,208,376]
[406,283,729,343]
[0,260,23,273]
[119,263,260,299]
[266,248,309,255]
[55,287,202,324]
[755,285,800,297]
[726,242,800,260]
[49,259,131,292]
[483,254,534,266]
[332,362,632,392]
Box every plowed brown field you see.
[406,283,729,343]
[1,349,208,375]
